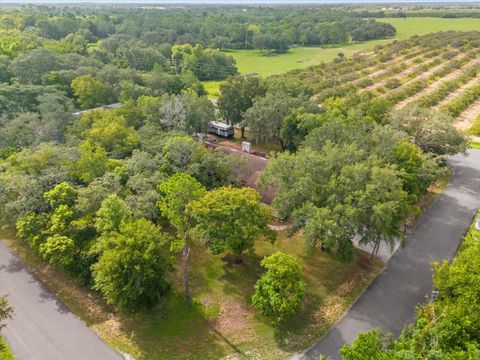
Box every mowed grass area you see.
[204,17,480,97]
[2,226,382,360]
[0,337,15,360]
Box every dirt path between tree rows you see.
[455,98,480,131]
[393,55,480,111]
[435,73,480,108]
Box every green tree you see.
[252,34,290,53]
[217,75,266,137]
[95,195,131,234]
[43,182,77,209]
[173,44,237,81]
[71,75,112,110]
[48,204,75,237]
[252,252,305,323]
[391,106,467,156]
[260,145,408,261]
[242,92,303,149]
[182,91,215,134]
[92,218,171,309]
[39,234,78,270]
[16,212,49,252]
[157,173,206,305]
[72,141,115,184]
[280,109,323,152]
[84,111,139,158]
[9,48,59,84]
[189,187,275,261]
[340,329,393,360]
[390,140,436,200]
[291,202,356,262]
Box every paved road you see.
[0,241,124,360]
[296,149,480,360]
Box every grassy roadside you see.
[0,337,15,360]
[1,223,383,359]
[470,141,480,149]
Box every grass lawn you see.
[2,226,382,360]
[470,141,480,149]
[203,80,223,99]
[0,337,15,360]
[203,17,480,98]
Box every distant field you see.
[224,42,388,77]
[204,17,480,97]
[380,17,480,39]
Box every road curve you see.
[0,241,124,360]
[295,149,480,360]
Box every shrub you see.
[385,78,401,90]
[16,212,49,252]
[40,234,78,270]
[252,252,305,323]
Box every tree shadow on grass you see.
[271,294,327,353]
[121,291,247,360]
[219,252,264,304]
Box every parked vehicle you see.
[208,121,234,138]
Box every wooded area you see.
[0,4,478,360]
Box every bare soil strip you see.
[455,98,480,131]
[393,55,480,110]
[435,74,480,108]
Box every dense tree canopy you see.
[217,75,266,131]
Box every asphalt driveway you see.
[295,149,480,360]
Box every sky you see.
[2,0,480,3]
